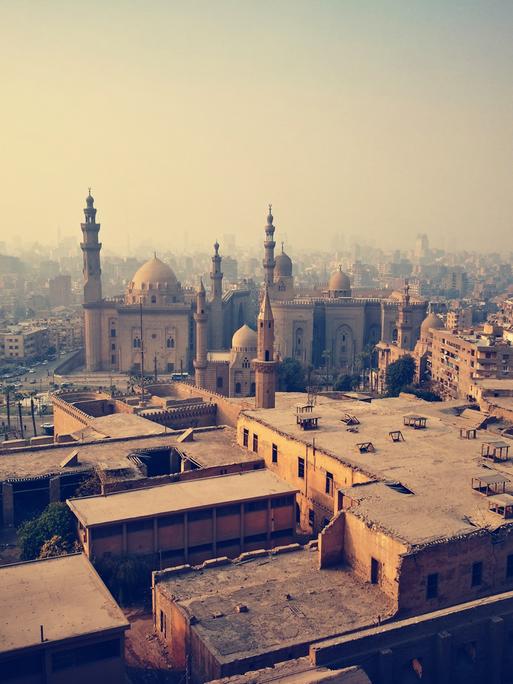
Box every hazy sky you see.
[2,1,513,254]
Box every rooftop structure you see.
[153,544,394,683]
[0,554,128,683]
[68,470,296,527]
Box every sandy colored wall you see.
[237,414,372,534]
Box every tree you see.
[95,555,152,605]
[402,385,442,402]
[17,502,76,561]
[38,534,77,559]
[74,472,102,497]
[277,358,306,392]
[333,374,360,391]
[385,355,416,396]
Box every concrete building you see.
[0,554,128,684]
[431,326,513,400]
[446,307,473,331]
[0,326,50,361]
[81,191,251,373]
[68,470,297,566]
[48,274,72,307]
[153,543,394,683]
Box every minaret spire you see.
[194,278,208,388]
[80,189,103,371]
[263,204,276,288]
[253,285,277,408]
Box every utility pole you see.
[139,299,145,404]
[30,397,37,436]
[17,402,24,438]
[6,389,11,431]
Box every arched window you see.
[265,350,270,361]
[242,357,250,369]
[392,328,398,343]
[167,337,175,348]
[235,382,241,394]
[133,338,141,349]
[250,382,256,395]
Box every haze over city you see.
[2,1,513,252]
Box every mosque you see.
[80,191,252,378]
[82,192,431,400]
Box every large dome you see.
[231,324,257,350]
[275,251,292,277]
[328,267,351,293]
[130,256,178,290]
[421,312,444,334]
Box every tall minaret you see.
[194,279,208,388]
[209,241,224,349]
[396,280,413,350]
[263,204,276,288]
[80,189,103,371]
[254,286,277,409]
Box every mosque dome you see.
[130,255,178,291]
[231,324,257,351]
[328,267,351,293]
[421,312,444,335]
[275,251,293,278]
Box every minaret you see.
[80,189,103,371]
[209,240,224,349]
[194,279,208,388]
[396,280,413,350]
[254,286,277,409]
[263,204,276,288]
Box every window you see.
[133,338,141,348]
[111,343,116,351]
[167,363,174,372]
[271,495,294,508]
[110,329,116,337]
[507,554,513,578]
[426,573,438,599]
[167,337,175,348]
[242,357,250,369]
[217,376,224,389]
[308,508,315,527]
[111,354,116,364]
[471,561,483,587]
[298,456,305,478]
[235,382,241,394]
[272,443,278,463]
[243,428,249,448]
[159,610,166,636]
[252,434,258,453]
[151,295,157,303]
[325,471,334,496]
[217,504,240,517]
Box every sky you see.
[1,1,513,254]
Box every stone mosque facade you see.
[82,191,430,395]
[80,191,252,375]
[260,206,427,371]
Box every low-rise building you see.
[0,553,128,684]
[68,470,297,566]
[0,326,49,360]
[153,543,394,683]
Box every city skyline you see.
[2,1,513,251]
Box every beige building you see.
[446,307,472,331]
[431,326,513,400]
[81,192,251,373]
[0,553,128,684]
[68,470,297,567]
[236,392,513,618]
[0,326,49,361]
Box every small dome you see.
[130,255,178,291]
[421,312,444,334]
[275,251,292,277]
[328,267,351,293]
[231,324,257,350]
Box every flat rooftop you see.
[0,554,128,655]
[156,545,394,666]
[68,470,297,527]
[243,394,513,547]
[0,426,257,481]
